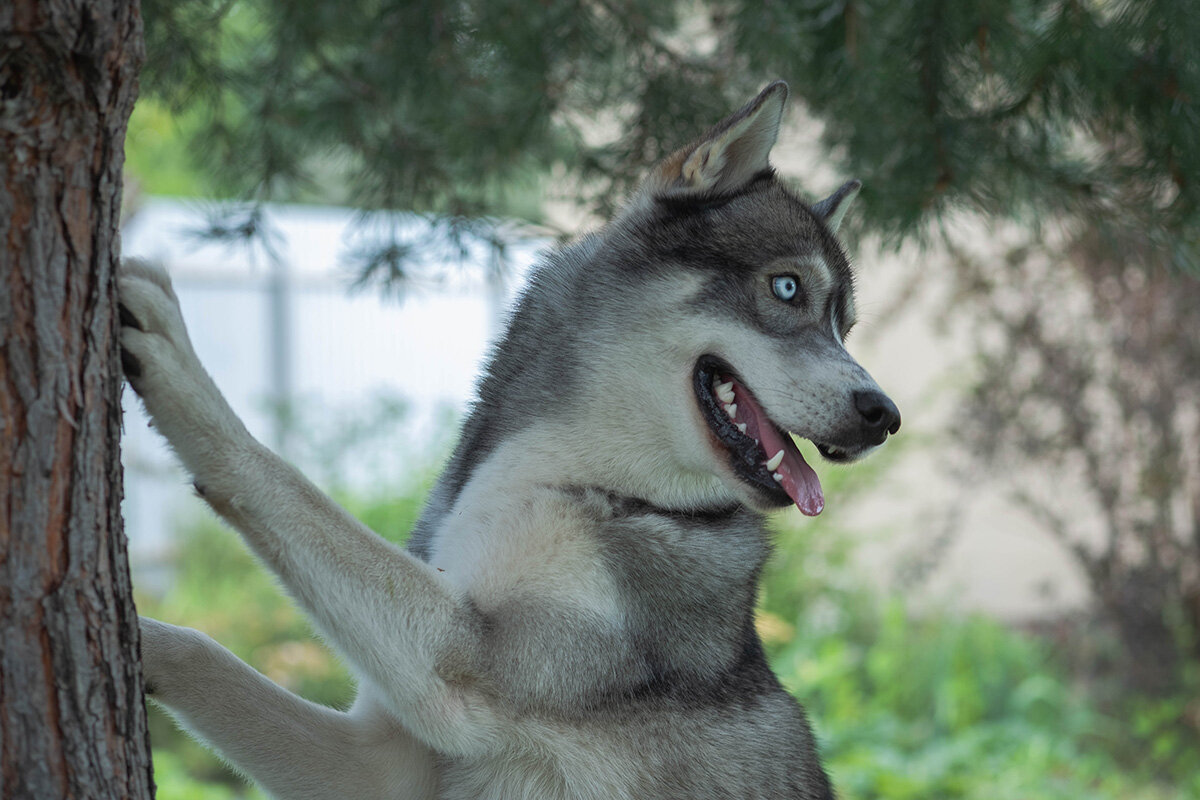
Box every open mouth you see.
[693,356,839,517]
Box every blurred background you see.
[121,1,1199,797]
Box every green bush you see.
[758,470,1200,800]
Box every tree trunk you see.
[0,1,152,798]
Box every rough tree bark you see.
[0,1,153,798]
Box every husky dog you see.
[121,81,900,799]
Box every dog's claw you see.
[118,302,144,331]
[120,347,143,380]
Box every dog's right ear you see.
[811,179,862,234]
[638,81,788,204]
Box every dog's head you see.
[595,81,900,515]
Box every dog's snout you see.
[854,390,901,438]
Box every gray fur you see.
[121,82,898,799]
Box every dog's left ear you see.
[811,179,862,234]
[646,81,788,201]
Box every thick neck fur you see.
[410,226,745,558]
[429,440,772,713]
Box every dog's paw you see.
[117,259,196,396]
[118,259,239,445]
[119,260,250,481]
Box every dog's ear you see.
[811,179,862,234]
[645,81,788,201]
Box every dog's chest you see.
[426,476,622,619]
[436,728,640,800]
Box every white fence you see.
[119,199,539,562]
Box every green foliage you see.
[738,0,1200,267]
[124,97,224,198]
[136,1,1200,272]
[137,0,738,218]
[760,501,1200,799]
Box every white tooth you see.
[773,472,784,482]
[765,449,785,471]
[715,382,735,404]
[723,403,737,418]
[737,423,748,434]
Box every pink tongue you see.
[723,378,824,516]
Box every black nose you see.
[854,390,901,438]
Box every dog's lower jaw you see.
[693,356,826,516]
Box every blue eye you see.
[772,275,799,302]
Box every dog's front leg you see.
[119,261,498,757]
[141,617,438,799]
